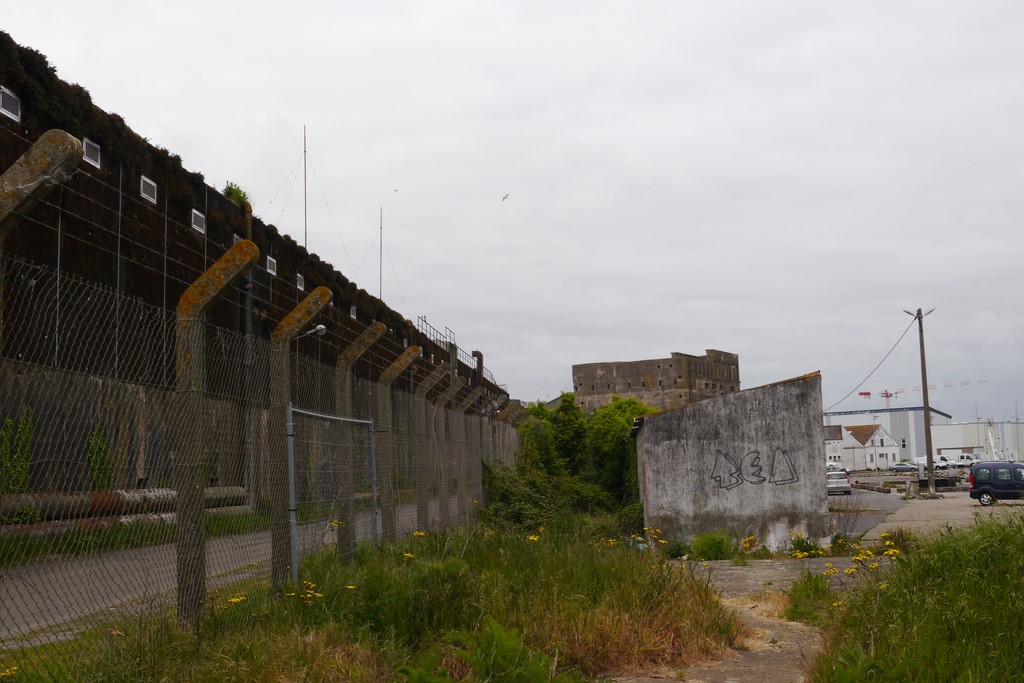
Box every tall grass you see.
[68,516,740,681]
[809,516,1024,682]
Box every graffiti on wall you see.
[710,447,799,490]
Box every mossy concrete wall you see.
[635,372,828,550]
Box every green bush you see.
[690,532,735,561]
[615,500,645,535]
[0,410,33,494]
[479,463,613,531]
[87,419,114,490]
[666,540,690,559]
[789,533,824,558]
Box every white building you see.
[824,407,951,462]
[824,423,902,471]
[824,407,1022,463]
[931,420,1023,461]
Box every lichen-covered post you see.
[376,345,419,541]
[269,286,332,590]
[175,240,259,629]
[432,377,465,528]
[453,387,484,522]
[333,322,385,560]
[413,363,448,530]
[0,130,82,354]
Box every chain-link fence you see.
[0,255,517,678]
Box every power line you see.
[824,317,917,412]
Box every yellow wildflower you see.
[527,535,540,542]
[403,552,415,559]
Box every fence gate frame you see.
[284,401,377,585]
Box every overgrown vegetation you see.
[87,420,114,491]
[69,513,740,681]
[222,180,249,205]
[0,409,33,494]
[517,393,655,505]
[779,518,1024,682]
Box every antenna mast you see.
[303,126,308,250]
[379,207,383,300]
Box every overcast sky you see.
[5,2,1023,422]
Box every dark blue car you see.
[970,462,1024,506]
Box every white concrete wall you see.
[636,373,829,551]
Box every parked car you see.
[827,471,852,496]
[890,461,918,473]
[826,463,849,474]
[970,462,1024,506]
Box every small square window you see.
[297,273,305,291]
[349,305,357,319]
[1,86,21,122]
[140,175,157,204]
[266,256,277,275]
[83,138,101,168]
[191,209,206,234]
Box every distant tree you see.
[222,181,249,205]
[551,393,588,475]
[587,397,655,503]
[516,401,566,475]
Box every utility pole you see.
[905,308,937,495]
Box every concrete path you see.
[861,490,1024,542]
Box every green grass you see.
[14,515,742,681]
[802,517,1024,682]
[0,507,273,569]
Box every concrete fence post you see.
[376,345,420,541]
[174,239,259,629]
[0,130,83,355]
[413,363,448,530]
[333,322,385,560]
[269,286,332,590]
[452,387,484,522]
[432,377,465,528]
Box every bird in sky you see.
[394,188,398,193]
[502,193,509,201]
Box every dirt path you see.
[612,557,855,683]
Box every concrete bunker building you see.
[572,349,739,412]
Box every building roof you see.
[824,406,952,420]
[844,424,880,446]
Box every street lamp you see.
[296,324,326,340]
[904,308,936,495]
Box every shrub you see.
[87,420,114,490]
[0,410,33,494]
[615,500,645,535]
[690,532,734,561]
[789,532,824,558]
